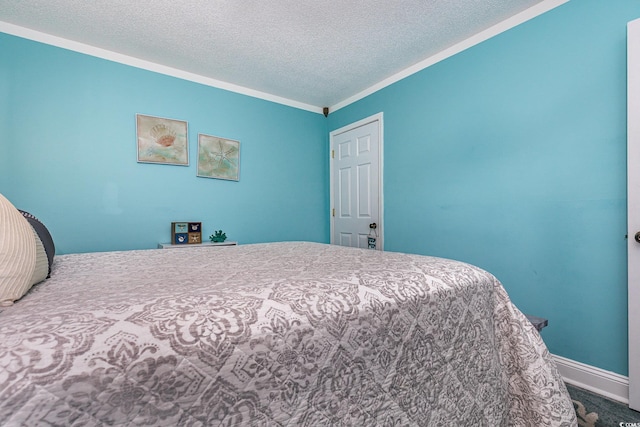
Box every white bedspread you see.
[0,242,577,426]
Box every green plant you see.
[209,230,227,242]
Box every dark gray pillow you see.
[19,210,55,277]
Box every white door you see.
[330,113,383,249]
[628,17,640,412]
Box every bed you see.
[0,241,577,426]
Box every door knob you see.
[636,232,640,243]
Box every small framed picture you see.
[197,134,240,181]
[171,222,202,245]
[136,114,189,166]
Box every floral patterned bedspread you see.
[0,242,577,426]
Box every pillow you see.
[0,194,49,306]
[19,210,55,277]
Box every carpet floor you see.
[566,383,640,426]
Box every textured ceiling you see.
[0,0,554,111]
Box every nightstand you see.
[525,314,548,332]
[157,241,238,249]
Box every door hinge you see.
[331,150,334,159]
[332,208,335,217]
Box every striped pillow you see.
[0,194,49,306]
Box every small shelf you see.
[158,241,237,249]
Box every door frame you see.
[329,112,384,250]
[628,17,640,411]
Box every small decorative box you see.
[172,222,202,245]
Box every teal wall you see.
[329,0,639,376]
[0,34,329,254]
[0,51,9,189]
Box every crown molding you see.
[330,0,569,112]
[0,21,323,115]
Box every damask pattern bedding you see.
[0,242,577,426]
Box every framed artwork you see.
[171,222,202,245]
[197,134,240,181]
[136,114,189,166]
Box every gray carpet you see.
[566,383,640,426]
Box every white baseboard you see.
[553,354,629,404]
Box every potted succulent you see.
[209,230,227,243]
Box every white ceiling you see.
[0,0,564,113]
